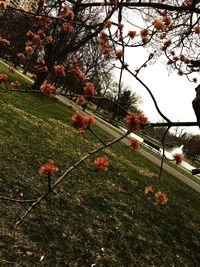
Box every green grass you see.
[0,63,200,266]
[0,59,32,88]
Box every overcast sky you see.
[114,46,200,136]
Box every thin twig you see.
[157,126,171,191]
[83,159,94,170]
[89,127,106,145]
[0,196,35,203]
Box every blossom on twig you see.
[94,157,109,171]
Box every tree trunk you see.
[31,72,48,90]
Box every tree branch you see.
[13,130,130,232]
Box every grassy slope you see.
[0,67,200,266]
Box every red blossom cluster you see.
[84,82,96,97]
[54,64,66,77]
[70,57,86,80]
[76,95,86,105]
[104,20,112,29]
[94,157,109,171]
[155,191,168,205]
[173,153,183,164]
[25,46,34,55]
[140,28,149,44]
[128,31,137,39]
[71,111,95,133]
[27,30,35,38]
[46,35,53,43]
[59,3,74,20]
[63,22,73,31]
[145,185,154,195]
[195,26,200,34]
[11,81,21,88]
[35,16,52,29]
[115,50,124,59]
[153,16,172,31]
[99,32,112,59]
[40,83,56,94]
[31,74,37,80]
[145,186,168,204]
[25,28,52,57]
[39,160,59,175]
[126,112,148,131]
[130,139,140,150]
[0,73,8,84]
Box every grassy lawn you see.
[0,63,200,266]
[0,60,32,88]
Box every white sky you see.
[114,46,200,136]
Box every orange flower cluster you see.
[54,64,66,77]
[0,73,8,84]
[153,16,172,31]
[46,35,53,43]
[179,54,190,64]
[63,22,73,31]
[173,153,183,164]
[194,26,200,34]
[104,20,112,29]
[145,186,168,204]
[60,3,74,20]
[11,81,21,88]
[130,139,140,150]
[153,19,164,30]
[25,29,52,56]
[94,157,109,171]
[76,95,86,105]
[31,74,37,80]
[70,57,86,80]
[37,29,46,39]
[155,191,168,205]
[128,31,136,39]
[27,30,35,38]
[162,39,172,51]
[99,32,111,59]
[34,16,52,28]
[118,23,124,30]
[40,83,56,94]
[71,111,95,133]
[126,112,148,131]
[39,160,59,175]
[25,46,34,55]
[115,50,124,59]
[145,185,154,195]
[84,82,96,97]
[162,16,172,27]
[140,28,149,44]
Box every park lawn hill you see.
[0,68,200,266]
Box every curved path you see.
[56,95,200,193]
